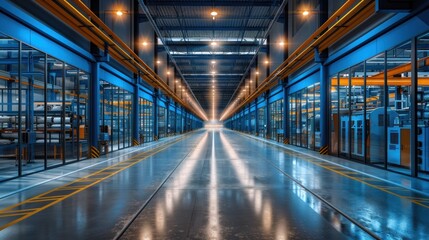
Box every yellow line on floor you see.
[236,131,429,209]
[298,155,429,208]
[0,135,190,231]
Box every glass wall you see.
[330,41,415,175]
[257,106,265,137]
[386,42,412,174]
[99,81,132,152]
[269,99,284,142]
[169,109,175,136]
[250,109,256,135]
[243,108,250,133]
[176,112,182,134]
[366,53,386,167]
[158,105,166,138]
[289,83,320,150]
[417,32,429,180]
[0,33,89,181]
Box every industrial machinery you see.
[368,108,398,163]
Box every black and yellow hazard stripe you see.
[319,145,329,155]
[89,146,100,158]
[283,138,289,144]
[132,138,140,146]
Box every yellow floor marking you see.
[0,134,191,231]
[238,131,429,208]
[308,160,429,207]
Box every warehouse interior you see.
[1,0,429,239]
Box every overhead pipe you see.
[35,0,207,121]
[220,0,375,120]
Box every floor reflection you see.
[207,130,219,238]
[219,132,280,237]
[137,133,209,239]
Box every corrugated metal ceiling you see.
[144,0,284,119]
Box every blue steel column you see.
[319,63,329,154]
[255,99,259,136]
[283,82,289,144]
[265,92,270,139]
[318,0,329,154]
[89,62,100,157]
[132,0,140,146]
[248,104,251,133]
[132,78,139,146]
[153,89,159,140]
[174,102,178,135]
[166,99,170,136]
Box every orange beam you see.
[335,77,429,86]
[221,0,375,121]
[35,0,207,121]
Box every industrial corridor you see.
[0,128,428,239]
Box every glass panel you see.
[314,83,321,150]
[339,69,350,158]
[350,62,365,161]
[145,100,153,142]
[20,45,46,174]
[79,70,89,158]
[64,64,79,163]
[330,74,339,155]
[111,85,120,151]
[258,106,265,138]
[158,106,166,138]
[176,112,181,134]
[296,91,302,146]
[386,41,411,175]
[290,93,297,145]
[366,53,386,166]
[100,81,113,153]
[124,90,132,148]
[250,110,256,135]
[169,109,175,136]
[0,34,20,180]
[307,85,315,149]
[301,89,308,148]
[46,56,64,167]
[417,33,429,179]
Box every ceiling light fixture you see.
[142,41,148,46]
[303,10,309,16]
[116,10,124,16]
[211,11,218,20]
[211,60,216,64]
[210,41,217,47]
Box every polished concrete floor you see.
[0,129,429,239]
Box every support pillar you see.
[283,83,289,144]
[319,62,329,155]
[153,89,159,140]
[132,79,139,146]
[265,91,270,139]
[89,62,100,158]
